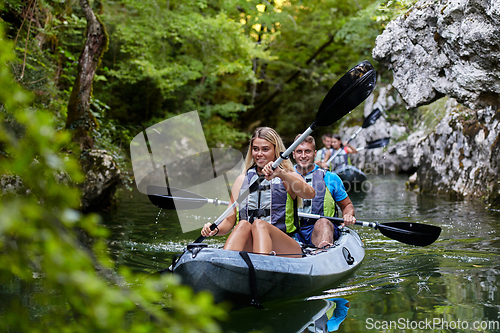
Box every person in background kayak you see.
[323,134,357,171]
[314,133,333,169]
[292,135,356,248]
[201,127,315,257]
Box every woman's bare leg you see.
[251,219,302,258]
[224,220,253,252]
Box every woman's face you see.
[252,137,275,169]
[331,137,342,149]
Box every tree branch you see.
[252,34,336,115]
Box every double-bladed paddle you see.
[186,61,377,244]
[148,186,441,247]
[325,108,383,166]
[298,212,441,246]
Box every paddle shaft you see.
[297,212,377,228]
[325,108,382,166]
[297,212,440,243]
[150,192,360,223]
[153,194,229,206]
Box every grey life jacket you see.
[238,167,296,234]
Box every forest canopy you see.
[2,0,413,150]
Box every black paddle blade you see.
[366,137,390,149]
[377,222,442,246]
[362,108,382,128]
[147,185,208,210]
[313,60,377,129]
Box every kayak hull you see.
[172,228,364,306]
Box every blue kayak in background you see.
[333,165,367,192]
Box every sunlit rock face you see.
[369,0,500,208]
[373,0,500,110]
[414,101,500,201]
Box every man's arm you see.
[336,197,356,226]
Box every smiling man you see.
[292,135,356,248]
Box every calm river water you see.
[103,174,500,333]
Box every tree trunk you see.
[65,0,108,150]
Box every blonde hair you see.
[244,127,294,172]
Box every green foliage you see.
[0,17,226,332]
[1,0,416,152]
[420,97,449,134]
[94,0,271,148]
[243,0,396,139]
[2,0,88,131]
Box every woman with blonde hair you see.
[201,127,315,257]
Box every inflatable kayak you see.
[333,165,367,191]
[171,227,364,307]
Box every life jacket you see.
[238,167,297,234]
[319,147,333,161]
[330,147,351,171]
[298,167,337,226]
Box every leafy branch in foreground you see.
[0,17,226,332]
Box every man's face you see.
[323,137,331,148]
[293,141,316,172]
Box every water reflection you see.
[220,298,350,333]
[301,298,350,333]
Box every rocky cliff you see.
[415,101,499,203]
[372,0,500,110]
[80,149,122,212]
[366,0,500,209]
